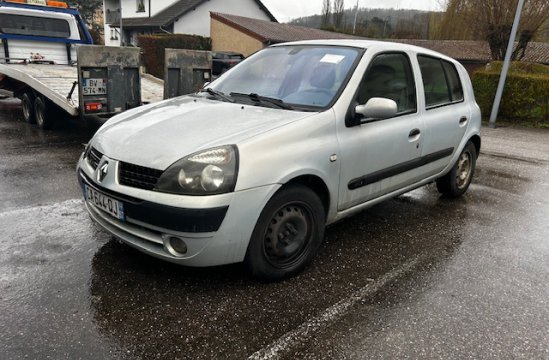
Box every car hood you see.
[92,96,314,170]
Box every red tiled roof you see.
[211,12,361,44]
[391,39,549,64]
[210,12,549,65]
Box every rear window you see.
[418,55,464,108]
[0,14,71,38]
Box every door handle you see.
[459,116,468,125]
[409,128,421,137]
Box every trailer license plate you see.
[85,184,124,220]
[82,78,107,95]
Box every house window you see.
[136,0,145,12]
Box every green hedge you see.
[138,34,211,78]
[472,62,549,123]
[484,61,549,75]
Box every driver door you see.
[337,52,424,210]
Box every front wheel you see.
[436,142,477,197]
[245,184,325,281]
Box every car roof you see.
[271,39,459,65]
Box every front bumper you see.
[77,155,279,266]
[79,171,228,233]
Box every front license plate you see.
[84,184,125,220]
[82,78,107,95]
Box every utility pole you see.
[488,0,525,128]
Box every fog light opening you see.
[163,235,188,257]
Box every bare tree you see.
[435,0,549,60]
[321,0,332,29]
[67,0,103,43]
[333,0,345,30]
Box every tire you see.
[245,184,326,281]
[34,96,54,130]
[436,141,477,197]
[21,92,35,124]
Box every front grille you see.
[119,162,163,190]
[87,147,102,170]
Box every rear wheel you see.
[245,184,325,281]
[436,141,477,197]
[34,96,54,130]
[21,92,35,123]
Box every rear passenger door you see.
[416,55,470,177]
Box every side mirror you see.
[355,97,398,122]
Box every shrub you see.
[484,61,549,75]
[138,34,211,78]
[472,62,549,123]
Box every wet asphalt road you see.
[0,97,548,359]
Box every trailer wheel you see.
[21,92,35,124]
[34,96,54,130]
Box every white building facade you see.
[103,0,276,46]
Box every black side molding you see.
[348,147,454,190]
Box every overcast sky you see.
[261,0,446,23]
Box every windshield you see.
[209,45,361,110]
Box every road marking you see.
[0,199,83,218]
[248,255,424,360]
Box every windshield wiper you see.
[230,92,293,110]
[200,88,235,103]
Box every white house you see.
[103,0,276,46]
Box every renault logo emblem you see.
[97,161,109,183]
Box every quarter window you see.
[0,14,70,38]
[442,61,464,102]
[418,55,464,108]
[356,53,417,114]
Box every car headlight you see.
[155,145,239,195]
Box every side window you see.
[418,55,464,108]
[356,53,416,114]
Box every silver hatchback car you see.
[78,40,481,280]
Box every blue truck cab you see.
[0,0,93,65]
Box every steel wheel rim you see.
[263,201,313,268]
[456,150,472,189]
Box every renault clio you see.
[77,40,481,280]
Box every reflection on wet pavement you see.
[1,98,548,359]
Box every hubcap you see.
[456,150,472,189]
[263,204,311,267]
